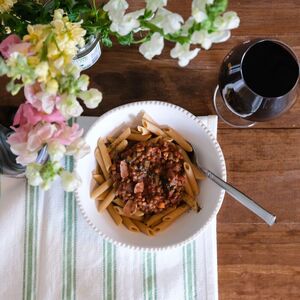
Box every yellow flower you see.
[46,79,59,95]
[0,0,17,13]
[35,61,49,82]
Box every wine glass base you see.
[213,86,256,128]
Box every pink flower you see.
[9,42,32,57]
[13,103,65,126]
[53,123,83,145]
[24,83,59,114]
[8,122,57,166]
[0,34,21,59]
[7,124,38,165]
[27,123,56,152]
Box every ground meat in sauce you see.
[111,138,186,214]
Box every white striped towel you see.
[0,115,218,300]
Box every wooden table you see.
[1,0,299,299]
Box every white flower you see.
[77,74,89,91]
[151,8,183,34]
[110,9,145,36]
[170,43,200,67]
[139,32,164,60]
[10,142,37,165]
[191,29,231,49]
[61,170,82,192]
[57,94,83,118]
[214,11,240,30]
[209,30,231,43]
[65,64,80,79]
[192,0,207,23]
[66,138,90,159]
[103,0,129,20]
[78,88,103,109]
[53,9,64,20]
[181,17,195,36]
[146,0,167,12]
[26,163,43,186]
[48,141,66,161]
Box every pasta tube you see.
[164,127,192,152]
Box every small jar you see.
[73,35,101,71]
[43,0,101,71]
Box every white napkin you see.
[0,116,218,300]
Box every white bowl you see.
[76,101,226,251]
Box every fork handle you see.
[203,169,276,226]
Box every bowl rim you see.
[75,100,227,252]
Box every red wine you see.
[242,41,299,98]
[219,39,299,121]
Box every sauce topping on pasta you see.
[111,138,186,214]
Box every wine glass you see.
[213,39,300,127]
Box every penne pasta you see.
[145,207,177,227]
[97,189,116,212]
[142,120,167,137]
[98,138,112,172]
[130,128,140,134]
[112,198,125,207]
[107,204,123,225]
[184,174,194,197]
[182,193,198,211]
[162,204,189,222]
[191,164,206,180]
[122,217,140,232]
[152,220,173,233]
[107,136,115,143]
[132,220,154,236]
[95,148,109,180]
[127,133,152,141]
[93,174,105,185]
[115,139,128,153]
[109,127,131,150]
[137,125,151,135]
[184,162,200,195]
[164,127,193,152]
[178,147,205,180]
[134,210,144,217]
[142,113,158,125]
[91,178,112,199]
[147,136,162,144]
[113,206,144,221]
[96,189,110,201]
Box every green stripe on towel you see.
[23,185,39,300]
[62,154,77,300]
[183,242,196,300]
[143,252,157,300]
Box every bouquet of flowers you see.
[0,9,102,190]
[0,0,239,191]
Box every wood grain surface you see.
[0,0,299,299]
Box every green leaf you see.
[143,9,153,20]
[206,0,228,19]
[102,35,112,47]
[116,32,134,46]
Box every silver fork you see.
[197,164,276,226]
